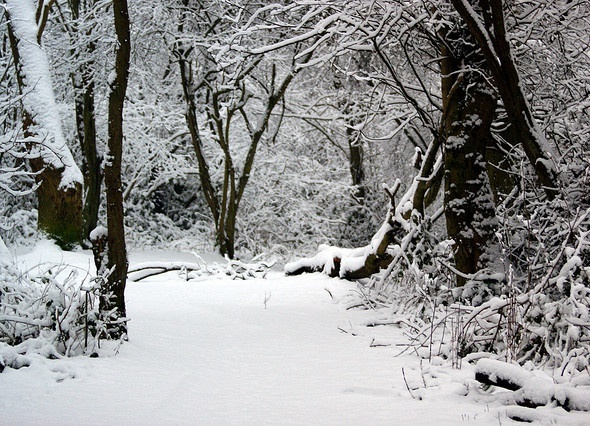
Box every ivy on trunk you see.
[440,15,500,287]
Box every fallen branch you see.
[475,358,590,412]
[128,257,276,282]
[284,176,444,281]
[128,262,205,281]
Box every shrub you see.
[0,259,104,370]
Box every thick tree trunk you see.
[440,20,500,287]
[6,0,83,249]
[30,157,83,248]
[101,0,130,338]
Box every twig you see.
[402,367,418,399]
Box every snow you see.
[2,244,590,425]
[89,226,108,241]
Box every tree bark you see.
[342,103,366,202]
[29,156,83,248]
[101,0,130,338]
[70,0,102,244]
[440,17,500,287]
[79,75,102,243]
[449,0,559,198]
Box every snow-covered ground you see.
[1,244,589,425]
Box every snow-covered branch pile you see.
[381,201,590,370]
[0,260,103,371]
[128,255,276,282]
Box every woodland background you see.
[1,0,590,397]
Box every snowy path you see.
[3,249,586,425]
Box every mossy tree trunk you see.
[30,156,83,248]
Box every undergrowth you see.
[351,165,590,379]
[0,259,105,371]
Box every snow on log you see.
[285,180,405,279]
[6,0,83,189]
[474,358,531,391]
[285,245,344,277]
[504,406,559,424]
[284,235,396,279]
[475,358,590,412]
[517,379,590,412]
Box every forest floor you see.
[1,243,589,425]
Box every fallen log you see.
[474,358,530,391]
[475,358,590,412]
[284,240,395,279]
[285,180,403,279]
[285,168,444,281]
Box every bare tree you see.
[171,1,315,258]
[101,0,130,338]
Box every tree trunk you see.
[70,0,102,244]
[450,0,559,198]
[79,78,102,243]
[101,0,130,339]
[215,223,235,260]
[440,19,500,287]
[6,0,83,249]
[345,115,366,202]
[30,156,83,248]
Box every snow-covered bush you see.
[457,198,590,369]
[407,202,588,377]
[342,147,590,374]
[0,207,38,247]
[0,259,103,370]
